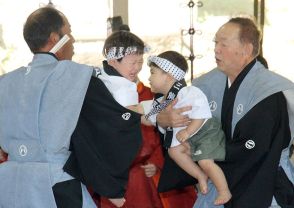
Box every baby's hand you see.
[176,129,190,143]
[109,197,126,207]
[141,163,157,177]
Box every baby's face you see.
[148,66,169,94]
[113,54,144,82]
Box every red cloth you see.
[153,173,197,208]
[97,82,197,208]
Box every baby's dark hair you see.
[150,51,188,73]
[103,30,145,61]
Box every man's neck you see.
[229,57,255,83]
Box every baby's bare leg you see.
[198,159,231,205]
[168,143,208,194]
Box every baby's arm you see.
[126,104,144,114]
[176,118,205,143]
[141,115,152,126]
[126,104,153,126]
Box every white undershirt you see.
[98,68,138,107]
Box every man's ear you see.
[244,43,254,57]
[39,32,60,53]
[48,32,60,47]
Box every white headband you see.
[148,56,186,81]
[106,46,150,60]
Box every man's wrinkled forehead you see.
[215,23,240,41]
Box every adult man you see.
[158,17,294,208]
[0,6,141,208]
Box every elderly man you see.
[157,17,294,208]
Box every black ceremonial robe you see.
[221,91,290,208]
[220,62,292,208]
[193,60,294,208]
[64,76,142,198]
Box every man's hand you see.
[0,148,7,162]
[157,99,192,128]
[109,197,126,207]
[141,163,157,177]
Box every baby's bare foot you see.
[214,189,232,205]
[109,197,126,207]
[197,173,208,194]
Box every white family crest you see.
[237,104,244,115]
[122,112,131,120]
[25,66,31,75]
[19,144,28,157]
[93,67,101,77]
[245,140,255,149]
[209,101,217,112]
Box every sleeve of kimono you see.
[219,92,292,207]
[64,77,142,198]
[224,92,290,164]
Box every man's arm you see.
[64,77,142,198]
[156,99,192,128]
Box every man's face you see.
[56,16,75,60]
[110,54,143,82]
[214,23,247,75]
